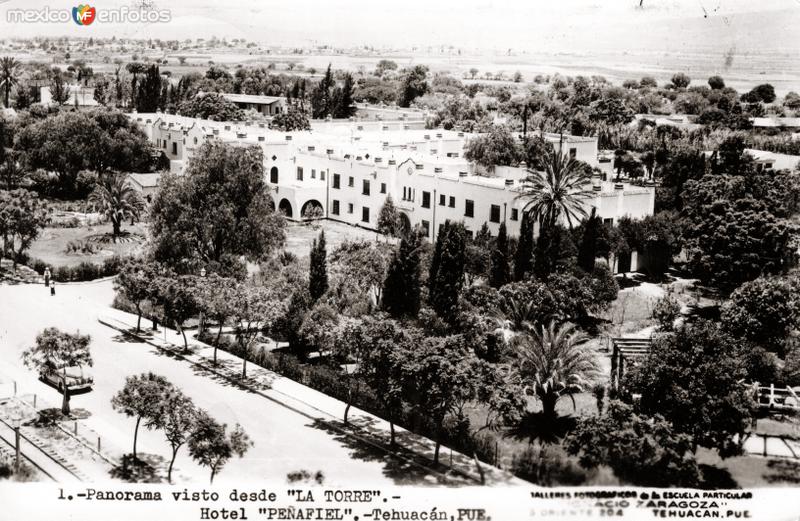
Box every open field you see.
[26,222,147,268]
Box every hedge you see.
[27,255,122,282]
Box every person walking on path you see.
[50,281,55,296]
[44,268,51,287]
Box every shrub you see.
[652,292,681,331]
[510,445,592,486]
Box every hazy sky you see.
[1,0,798,53]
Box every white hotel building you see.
[130,113,655,244]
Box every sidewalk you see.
[99,313,526,487]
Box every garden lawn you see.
[26,222,147,267]
[283,220,396,257]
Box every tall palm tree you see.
[0,57,22,108]
[514,320,600,419]
[88,173,145,239]
[517,151,594,230]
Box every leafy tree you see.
[0,153,26,190]
[720,276,800,355]
[308,231,328,301]
[398,65,429,107]
[22,328,92,415]
[354,317,411,445]
[0,189,50,270]
[707,75,725,90]
[329,240,392,305]
[88,173,144,238]
[157,276,199,352]
[514,321,599,419]
[13,109,154,196]
[49,68,70,106]
[151,389,197,484]
[670,73,691,89]
[196,274,240,364]
[111,373,174,459]
[382,228,423,318]
[178,92,244,121]
[651,292,681,332]
[518,151,593,230]
[742,83,776,104]
[489,222,511,288]
[375,59,398,76]
[114,259,158,332]
[269,104,310,131]
[376,195,401,237]
[681,175,793,292]
[565,401,701,487]
[534,224,577,279]
[149,141,285,272]
[624,321,755,457]
[463,125,521,171]
[232,285,284,378]
[428,221,466,324]
[0,57,21,108]
[494,280,556,330]
[188,412,251,484]
[402,334,479,464]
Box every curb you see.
[98,316,493,485]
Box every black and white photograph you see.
[0,1,799,519]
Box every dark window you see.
[362,207,369,223]
[348,176,354,187]
[604,217,614,226]
[270,167,278,184]
[380,183,386,194]
[321,171,326,181]
[422,191,431,209]
[171,142,177,155]
[465,199,474,218]
[569,147,577,159]
[363,179,371,196]
[448,196,455,208]
[511,208,519,221]
[332,200,340,215]
[348,203,354,214]
[296,167,303,181]
[333,173,340,189]
[421,220,430,237]
[490,204,501,223]
[311,169,316,179]
[439,194,446,206]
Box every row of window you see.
[331,200,370,224]
[296,167,327,182]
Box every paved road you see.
[0,279,442,485]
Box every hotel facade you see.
[130,113,655,244]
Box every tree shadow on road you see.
[308,417,449,486]
[698,464,739,489]
[110,453,165,483]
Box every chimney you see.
[236,132,247,138]
[614,183,624,190]
[388,159,396,165]
[308,145,315,152]
[375,157,382,163]
[415,164,424,170]
[326,149,334,155]
[592,185,602,192]
[458,171,468,177]
[434,167,443,173]
[212,129,219,135]
[505,179,514,186]
[285,135,292,141]
[258,136,265,142]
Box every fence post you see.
[97,437,101,452]
[33,394,37,409]
[13,381,17,396]
[74,422,78,435]
[763,434,768,457]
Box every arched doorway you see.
[398,212,411,236]
[301,199,324,220]
[270,166,279,184]
[278,199,293,218]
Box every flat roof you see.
[220,93,285,105]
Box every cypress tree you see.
[489,222,511,288]
[309,230,328,301]
[428,221,466,324]
[383,228,422,318]
[513,212,534,281]
[578,208,601,273]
